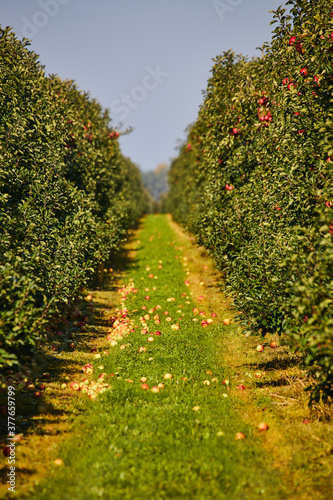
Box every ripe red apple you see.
[237,384,245,391]
[257,345,264,352]
[2,446,12,457]
[235,432,245,440]
[300,68,308,76]
[296,43,304,54]
[270,341,278,349]
[141,383,149,390]
[288,36,296,46]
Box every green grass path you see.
[27,215,288,499]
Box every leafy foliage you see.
[166,0,333,402]
[0,27,147,365]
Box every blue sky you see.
[1,0,284,171]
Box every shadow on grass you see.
[253,354,304,372]
[255,378,291,387]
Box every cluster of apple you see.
[0,361,53,405]
[106,309,133,348]
[192,307,216,328]
[257,94,272,125]
[136,372,174,393]
[41,295,94,353]
[68,375,110,401]
[256,341,278,352]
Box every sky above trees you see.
[1,0,283,171]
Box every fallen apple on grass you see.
[2,446,12,457]
[258,422,269,432]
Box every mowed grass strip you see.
[25,215,288,500]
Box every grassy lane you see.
[25,214,288,499]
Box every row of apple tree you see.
[165,0,333,403]
[0,27,148,366]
